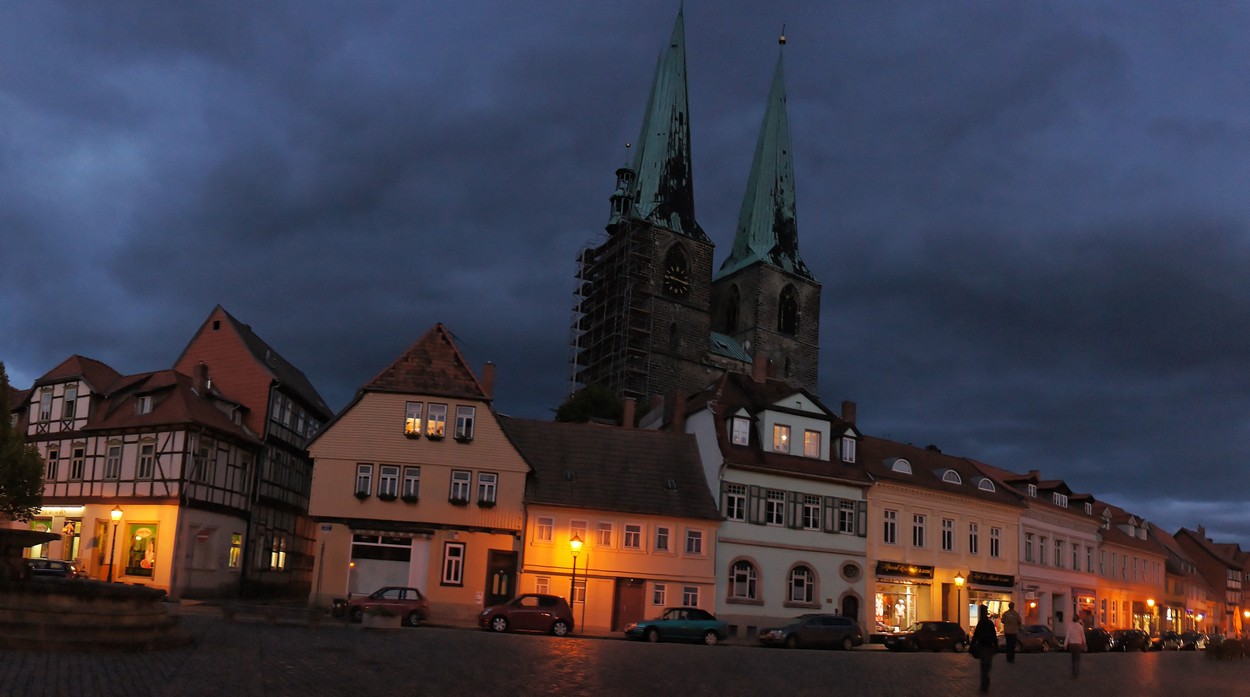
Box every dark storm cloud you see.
[3,1,1248,543]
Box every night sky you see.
[3,2,1248,545]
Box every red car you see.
[479,593,574,636]
[345,586,429,627]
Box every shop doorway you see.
[841,595,860,624]
[612,578,645,630]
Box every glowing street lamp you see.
[569,534,583,609]
[953,572,965,628]
[107,506,122,583]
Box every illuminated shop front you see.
[874,561,933,634]
[1073,588,1097,626]
[966,571,1014,629]
[1132,600,1158,634]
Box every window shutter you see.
[823,496,837,533]
[857,500,868,537]
[788,491,802,529]
[749,485,764,525]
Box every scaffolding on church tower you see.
[569,223,655,401]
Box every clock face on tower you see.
[663,262,690,296]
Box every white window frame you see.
[765,490,785,526]
[355,463,373,496]
[789,566,815,603]
[802,495,821,530]
[378,465,399,498]
[884,509,898,545]
[989,527,1000,558]
[137,443,154,479]
[969,522,980,555]
[652,583,667,605]
[596,522,613,547]
[803,429,820,458]
[449,469,471,502]
[104,444,122,480]
[477,471,498,505]
[455,406,476,441]
[623,524,642,550]
[837,499,856,534]
[731,417,750,446]
[730,560,757,600]
[404,401,423,436]
[841,436,856,463]
[654,525,670,552]
[941,518,955,552]
[682,586,699,607]
[535,576,550,594]
[723,483,746,521]
[535,517,554,543]
[427,403,447,438]
[441,542,465,585]
[684,528,703,555]
[772,424,790,453]
[912,514,926,548]
[402,466,420,499]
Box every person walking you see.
[972,604,998,693]
[1001,602,1022,663]
[1064,615,1087,678]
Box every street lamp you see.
[569,534,582,608]
[1146,598,1156,634]
[953,572,965,628]
[107,506,122,583]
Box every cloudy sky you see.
[3,2,1248,545]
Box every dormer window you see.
[941,469,962,485]
[802,429,821,458]
[1027,484,1037,498]
[977,478,996,492]
[1053,493,1068,508]
[840,436,856,463]
[890,458,912,475]
[62,385,77,419]
[731,417,750,446]
[772,424,790,453]
[136,396,153,415]
[1084,502,1093,515]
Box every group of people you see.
[972,602,1086,693]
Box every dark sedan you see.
[883,621,968,653]
[1085,626,1113,652]
[1179,631,1208,650]
[1111,628,1151,652]
[758,614,864,650]
[1152,631,1182,650]
[1016,624,1056,653]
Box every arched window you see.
[729,560,758,600]
[724,285,740,333]
[978,478,996,492]
[941,469,962,485]
[788,565,815,604]
[778,285,799,334]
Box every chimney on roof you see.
[1197,525,1206,539]
[671,392,687,432]
[195,362,209,395]
[751,353,768,383]
[622,397,635,429]
[841,400,856,425]
[481,362,495,399]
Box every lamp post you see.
[107,506,122,583]
[954,572,965,629]
[569,534,582,611]
[1146,598,1156,634]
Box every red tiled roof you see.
[83,369,258,443]
[33,355,122,392]
[500,417,721,521]
[859,438,1024,506]
[363,323,488,401]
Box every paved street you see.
[2,613,1248,697]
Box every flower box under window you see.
[377,493,397,502]
[454,434,473,443]
[477,500,496,509]
[401,494,419,504]
[427,434,444,441]
[405,432,420,440]
[448,497,469,507]
[354,491,370,500]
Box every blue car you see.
[623,607,728,645]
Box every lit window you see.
[455,406,475,441]
[597,522,613,547]
[624,524,642,549]
[270,536,287,570]
[772,424,790,453]
[228,533,242,568]
[378,466,399,498]
[685,529,703,555]
[402,466,420,499]
[477,472,497,505]
[404,401,423,436]
[789,566,815,603]
[426,403,447,438]
[355,464,373,496]
[441,542,465,585]
[104,444,121,480]
[654,526,670,552]
[536,517,553,542]
[723,483,746,521]
[449,470,471,502]
[731,417,750,446]
[803,430,820,458]
[730,560,757,600]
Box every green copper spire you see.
[614,8,708,242]
[716,49,813,280]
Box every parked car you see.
[1110,628,1151,652]
[344,586,429,626]
[623,607,728,645]
[1152,631,1183,650]
[479,593,574,636]
[883,621,968,653]
[1013,624,1056,652]
[1179,631,1208,650]
[25,559,80,578]
[1085,626,1113,652]
[758,614,864,650]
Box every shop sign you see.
[875,561,934,580]
[968,571,1014,588]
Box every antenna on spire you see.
[779,24,787,46]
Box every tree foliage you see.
[0,362,44,522]
[554,384,624,424]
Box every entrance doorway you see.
[841,595,860,625]
[484,550,517,607]
[612,578,645,630]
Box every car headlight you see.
[760,630,782,639]
[623,623,638,631]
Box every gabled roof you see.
[859,437,1024,507]
[500,417,721,522]
[362,323,489,401]
[83,369,257,443]
[1096,502,1163,554]
[970,461,1097,518]
[686,371,869,487]
[32,355,122,392]
[717,49,813,282]
[1175,527,1245,569]
[176,305,331,418]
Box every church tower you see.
[710,44,821,391]
[571,9,718,404]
